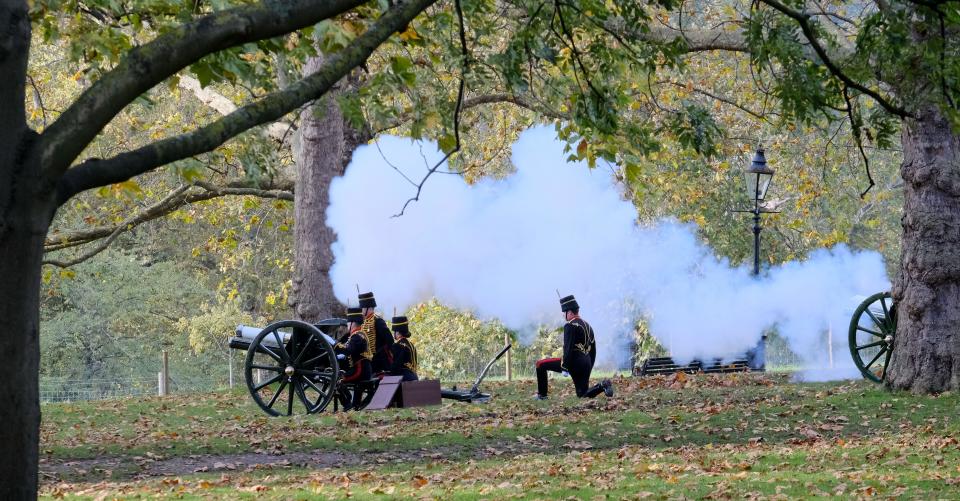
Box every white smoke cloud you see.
[328,127,889,377]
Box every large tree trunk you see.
[0,1,46,498]
[0,189,51,500]
[888,105,960,393]
[290,54,367,323]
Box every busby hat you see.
[358,291,377,308]
[391,316,410,336]
[559,294,579,312]
[346,307,363,324]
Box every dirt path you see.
[39,438,563,483]
[42,448,449,481]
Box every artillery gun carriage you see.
[229,319,378,416]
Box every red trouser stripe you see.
[536,357,561,369]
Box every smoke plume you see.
[328,127,889,377]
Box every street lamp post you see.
[737,147,776,276]
[734,147,777,371]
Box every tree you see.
[290,60,367,322]
[1,0,438,496]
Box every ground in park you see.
[39,372,960,499]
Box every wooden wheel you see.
[244,320,339,416]
[848,292,897,383]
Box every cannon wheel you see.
[244,320,339,416]
[848,292,897,383]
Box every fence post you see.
[505,332,512,381]
[827,323,834,369]
[158,350,169,396]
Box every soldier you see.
[358,291,396,373]
[388,315,419,381]
[335,307,371,410]
[534,295,613,400]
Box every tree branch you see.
[757,0,912,118]
[55,0,438,206]
[44,181,293,264]
[374,93,567,134]
[605,19,750,53]
[463,93,567,120]
[842,85,875,198]
[39,0,369,179]
[393,0,469,217]
[658,80,774,121]
[177,75,292,142]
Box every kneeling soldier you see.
[388,315,419,381]
[358,291,395,374]
[534,295,613,400]
[336,307,372,410]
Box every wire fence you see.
[39,376,240,403]
[40,335,813,403]
[39,356,238,404]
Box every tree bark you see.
[888,105,960,393]
[0,1,46,498]
[0,189,50,501]
[290,56,368,323]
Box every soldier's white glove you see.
[561,371,570,377]
[336,354,346,360]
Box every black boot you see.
[601,379,614,397]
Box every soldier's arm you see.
[347,335,367,358]
[561,323,574,369]
[389,343,406,373]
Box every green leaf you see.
[438,134,457,154]
[190,61,215,88]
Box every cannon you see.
[229,319,379,416]
[848,292,897,383]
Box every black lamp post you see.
[739,147,775,276]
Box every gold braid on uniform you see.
[359,315,376,360]
[573,321,594,355]
[404,338,418,372]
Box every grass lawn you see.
[39,372,960,499]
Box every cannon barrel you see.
[229,324,338,351]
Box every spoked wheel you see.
[848,292,897,383]
[244,320,339,416]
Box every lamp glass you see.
[744,171,774,202]
[755,171,773,201]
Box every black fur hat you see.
[346,307,363,324]
[358,291,376,308]
[560,295,579,312]
[391,316,410,336]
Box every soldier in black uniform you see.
[387,315,419,381]
[534,295,613,400]
[358,291,395,374]
[335,307,372,410]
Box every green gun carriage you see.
[848,292,897,383]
